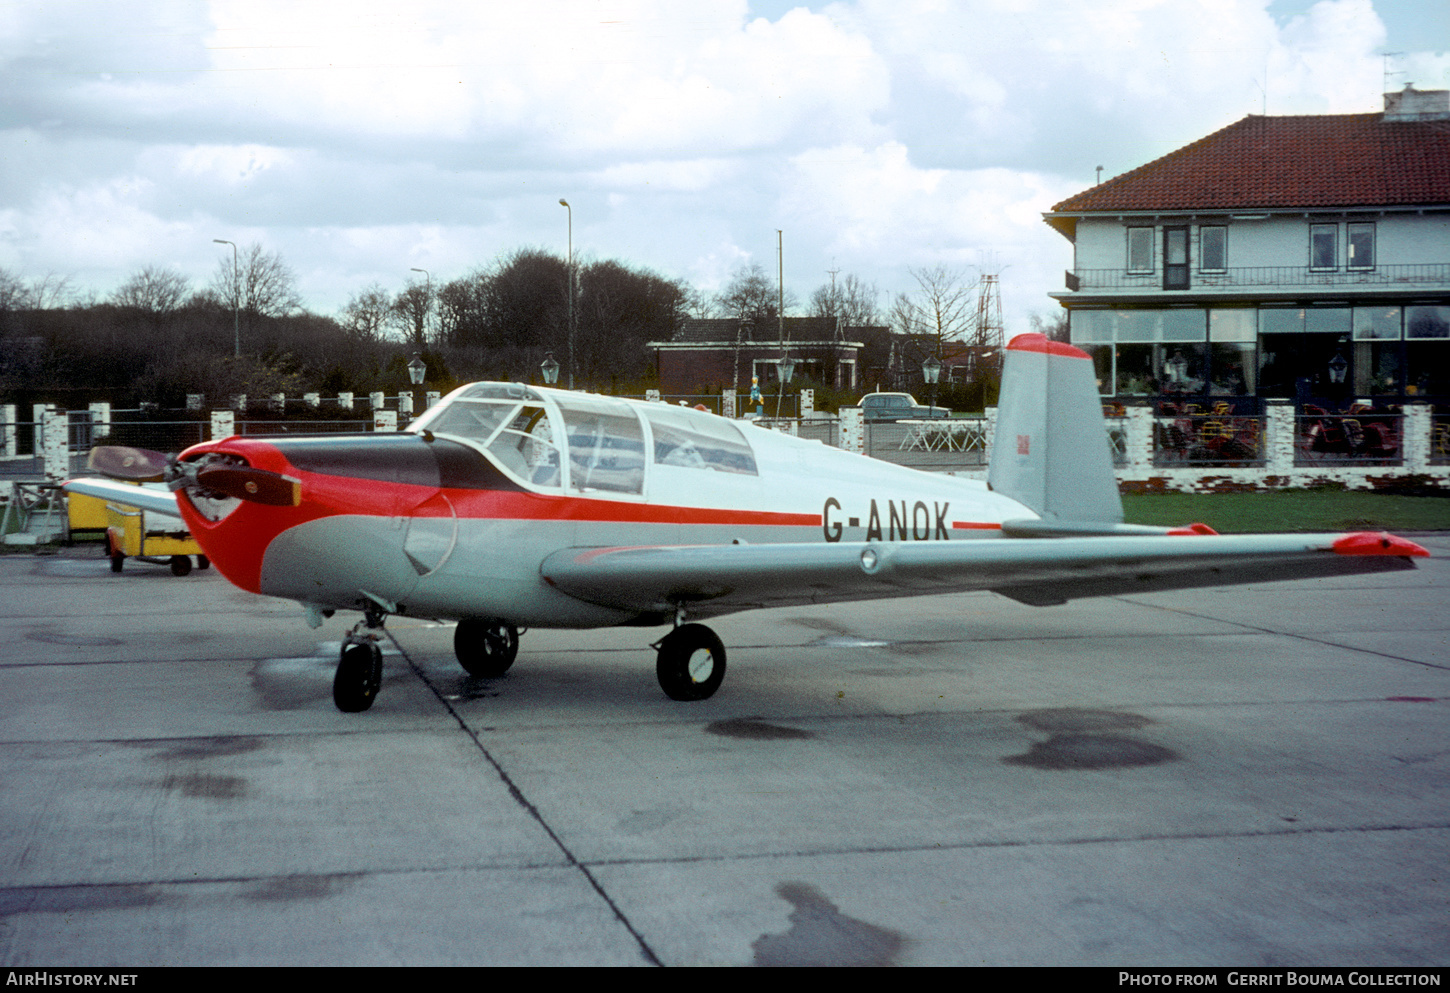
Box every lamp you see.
[922,353,942,410]
[541,352,560,385]
[407,353,427,386]
[1328,349,1348,384]
[775,355,796,419]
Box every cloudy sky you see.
[2,0,1447,336]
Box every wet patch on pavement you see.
[24,628,123,647]
[1005,708,1178,770]
[0,883,164,916]
[239,873,360,903]
[807,635,892,648]
[615,805,689,835]
[161,771,248,800]
[142,736,264,761]
[706,717,815,741]
[752,882,907,966]
[249,656,336,710]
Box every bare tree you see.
[209,243,303,339]
[111,265,190,315]
[0,268,26,313]
[810,272,880,330]
[892,264,977,347]
[714,262,797,334]
[339,284,394,344]
[391,281,432,349]
[0,269,75,311]
[1028,309,1069,343]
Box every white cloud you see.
[0,0,1442,332]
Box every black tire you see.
[169,555,192,577]
[333,642,382,712]
[657,623,726,701]
[196,555,210,570]
[454,618,519,677]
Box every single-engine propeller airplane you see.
[65,334,1428,712]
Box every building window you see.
[1127,227,1154,273]
[1347,223,1375,270]
[1310,224,1337,270]
[1163,227,1189,289]
[1200,226,1227,271]
[1406,304,1450,397]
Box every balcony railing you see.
[1064,264,1450,292]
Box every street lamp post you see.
[776,354,796,419]
[213,239,239,358]
[922,353,942,411]
[409,267,430,347]
[558,199,574,390]
[406,353,427,423]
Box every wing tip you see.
[1006,332,1091,360]
[1332,532,1430,557]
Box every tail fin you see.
[987,333,1123,524]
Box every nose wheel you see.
[333,638,383,712]
[454,618,520,677]
[656,623,726,701]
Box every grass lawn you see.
[1122,490,1450,534]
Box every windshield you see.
[411,384,563,488]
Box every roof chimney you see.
[1383,84,1450,122]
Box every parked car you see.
[859,392,951,422]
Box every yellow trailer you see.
[103,498,209,577]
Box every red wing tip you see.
[1006,332,1090,360]
[1167,522,1219,536]
[1332,532,1429,557]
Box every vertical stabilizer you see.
[987,333,1123,523]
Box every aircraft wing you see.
[63,477,183,519]
[540,532,1426,617]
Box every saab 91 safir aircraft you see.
[66,334,1428,712]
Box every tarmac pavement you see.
[0,536,1446,966]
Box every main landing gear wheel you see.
[333,640,383,712]
[656,623,726,701]
[454,619,520,677]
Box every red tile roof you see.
[1051,113,1450,213]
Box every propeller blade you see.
[196,466,301,507]
[87,445,170,482]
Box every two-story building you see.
[1043,85,1450,413]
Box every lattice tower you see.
[972,273,1004,351]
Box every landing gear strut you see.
[454,618,520,677]
[655,623,726,701]
[333,603,386,713]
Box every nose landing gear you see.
[333,603,387,713]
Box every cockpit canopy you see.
[409,383,757,494]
